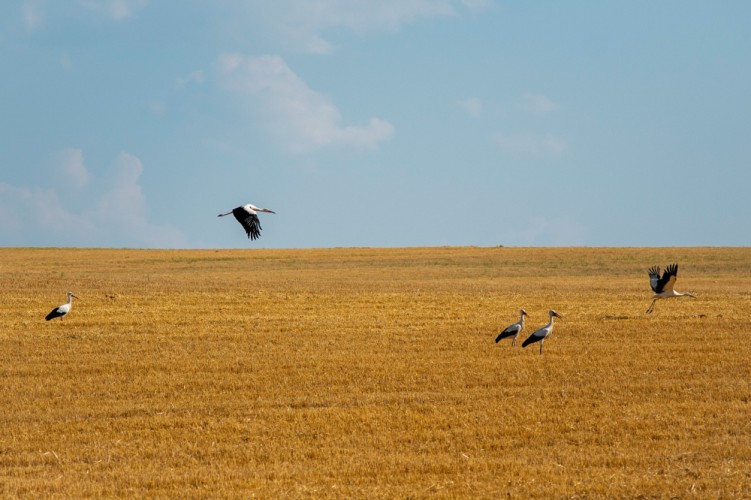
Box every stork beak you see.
[554,312,563,319]
[263,209,276,214]
[72,294,81,300]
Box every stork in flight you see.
[646,263,695,314]
[218,204,275,240]
[495,309,528,346]
[45,291,80,321]
[522,309,563,355]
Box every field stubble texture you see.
[1,247,749,497]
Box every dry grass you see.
[1,246,749,497]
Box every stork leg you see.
[539,340,544,355]
[646,299,657,314]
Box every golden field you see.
[1,246,749,497]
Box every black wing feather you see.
[521,333,542,348]
[648,265,661,292]
[656,263,678,293]
[495,324,520,343]
[232,207,262,240]
[45,308,63,321]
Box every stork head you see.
[550,309,563,319]
[520,308,528,317]
[68,291,80,300]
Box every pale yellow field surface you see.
[1,247,749,497]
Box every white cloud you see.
[95,152,185,247]
[0,183,88,238]
[176,70,205,88]
[149,100,166,115]
[519,93,558,114]
[60,52,73,70]
[460,0,494,12]
[0,151,186,248]
[303,35,336,56]
[457,97,483,117]
[53,148,89,188]
[492,132,568,158]
[23,0,44,30]
[98,152,146,221]
[80,0,148,21]
[21,0,147,31]
[232,0,489,54]
[218,53,394,153]
[308,0,455,32]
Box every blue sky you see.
[1,1,749,248]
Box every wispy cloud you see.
[176,70,205,88]
[492,132,568,158]
[217,53,394,154]
[460,0,494,12]
[21,0,147,31]
[53,148,89,188]
[519,93,559,114]
[457,97,483,117]
[0,151,185,248]
[59,52,73,70]
[97,152,147,224]
[231,0,492,54]
[0,183,89,239]
[22,0,44,30]
[80,0,148,21]
[95,153,184,247]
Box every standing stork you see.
[646,263,695,314]
[495,309,528,346]
[218,203,275,240]
[522,309,563,355]
[45,291,80,321]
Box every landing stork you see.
[45,291,80,321]
[218,203,275,240]
[495,309,528,346]
[646,263,695,314]
[522,309,563,355]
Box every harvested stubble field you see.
[1,246,749,497]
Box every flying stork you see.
[218,203,275,240]
[646,263,695,314]
[522,309,563,355]
[495,309,528,346]
[45,291,80,321]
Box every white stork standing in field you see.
[218,203,275,240]
[495,309,528,346]
[45,291,80,321]
[646,263,696,314]
[522,309,563,355]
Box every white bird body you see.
[522,309,563,354]
[646,264,695,314]
[495,309,528,346]
[218,203,275,240]
[45,291,80,321]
